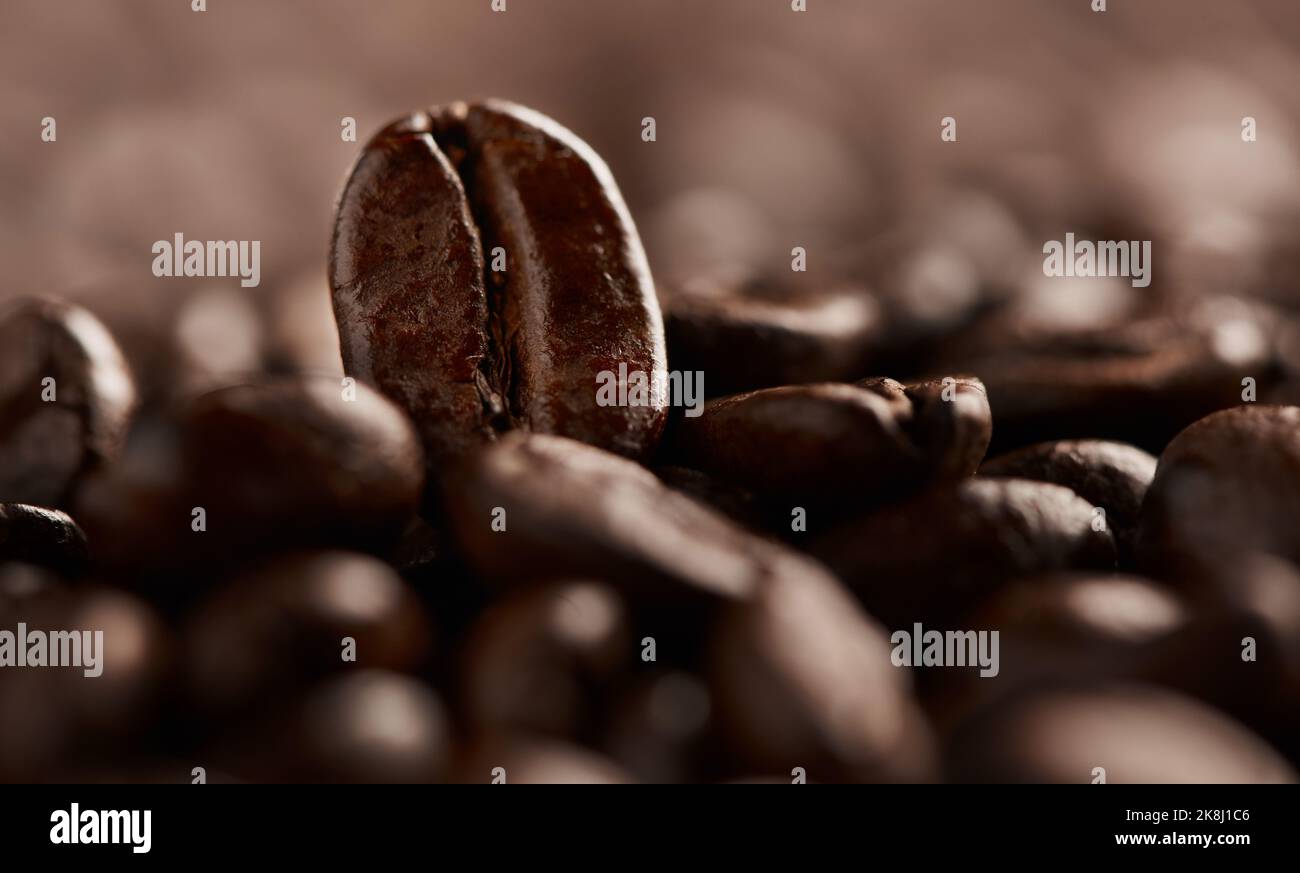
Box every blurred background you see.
[5,0,1300,408]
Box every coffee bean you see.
[924,573,1256,733]
[0,503,88,574]
[709,571,936,783]
[814,478,1117,628]
[330,100,667,466]
[0,584,169,781]
[459,581,629,738]
[186,551,433,716]
[443,431,838,608]
[946,682,1296,783]
[938,296,1278,453]
[0,297,136,508]
[77,375,424,581]
[602,672,714,784]
[661,272,880,397]
[222,671,450,784]
[451,731,632,784]
[1138,405,1300,572]
[671,375,989,506]
[980,440,1156,566]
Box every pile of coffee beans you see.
[3,99,1298,784]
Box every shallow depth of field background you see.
[3,0,1300,401]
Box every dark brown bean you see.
[0,297,136,508]
[220,671,450,784]
[0,503,88,574]
[451,731,632,784]
[602,672,713,784]
[946,682,1296,784]
[443,431,838,607]
[459,581,629,738]
[330,100,667,466]
[672,375,989,505]
[0,584,169,781]
[709,570,936,783]
[814,478,1117,628]
[661,272,880,397]
[980,439,1156,565]
[1138,405,1300,572]
[186,551,433,716]
[76,375,424,580]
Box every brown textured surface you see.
[331,101,667,467]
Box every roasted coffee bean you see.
[653,465,765,532]
[980,440,1156,565]
[186,551,433,716]
[0,297,136,508]
[602,672,714,784]
[946,682,1296,784]
[661,272,880,397]
[923,573,1274,734]
[222,671,450,784]
[77,375,424,580]
[459,581,629,738]
[451,731,632,784]
[0,584,169,781]
[0,503,88,574]
[814,479,1117,628]
[937,295,1278,454]
[330,100,667,466]
[443,431,838,607]
[672,376,989,505]
[1138,405,1300,572]
[709,571,936,783]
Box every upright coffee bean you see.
[330,100,667,466]
[0,297,136,508]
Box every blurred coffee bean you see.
[662,272,880,397]
[78,375,424,583]
[0,584,169,781]
[224,671,450,784]
[459,581,628,738]
[1138,405,1300,572]
[187,551,433,716]
[672,376,989,509]
[814,479,1117,628]
[602,672,713,784]
[0,296,136,508]
[443,432,838,609]
[980,440,1156,565]
[330,100,667,466]
[940,295,1278,453]
[946,682,1296,784]
[925,576,1196,732]
[653,465,765,532]
[265,267,344,377]
[0,503,88,574]
[451,731,632,784]
[171,286,267,395]
[709,571,936,783]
